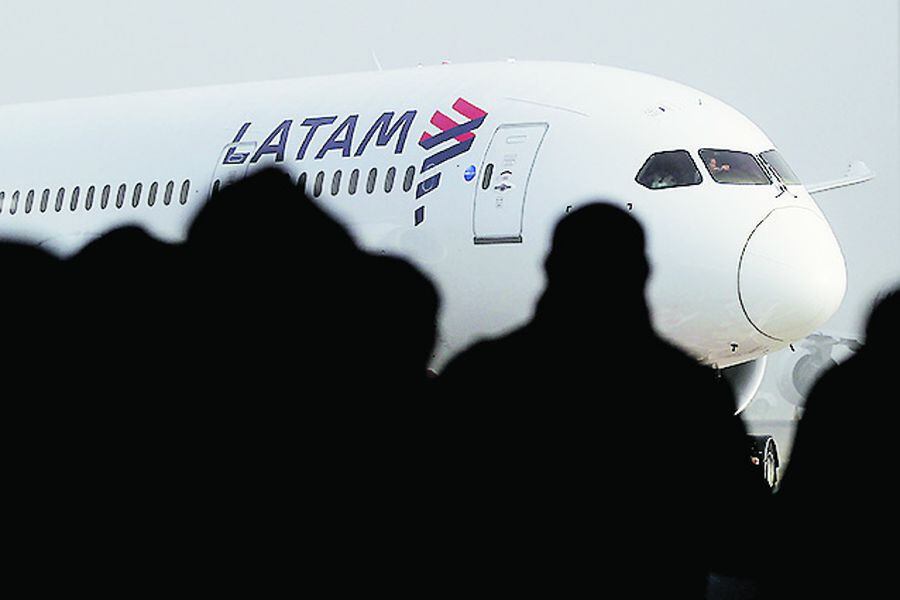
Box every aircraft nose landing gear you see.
[748,435,780,489]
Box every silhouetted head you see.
[865,289,899,350]
[67,226,186,347]
[183,168,370,389]
[71,226,179,272]
[543,203,650,313]
[2,241,61,284]
[187,167,358,263]
[69,226,184,305]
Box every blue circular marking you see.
[464,165,477,182]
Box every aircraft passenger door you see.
[210,141,257,196]
[473,123,548,245]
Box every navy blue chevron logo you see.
[414,97,488,226]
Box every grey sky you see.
[2,0,898,336]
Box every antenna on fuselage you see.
[372,51,384,72]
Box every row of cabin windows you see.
[0,180,191,215]
[293,166,417,198]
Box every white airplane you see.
[0,61,871,412]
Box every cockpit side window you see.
[699,149,771,185]
[635,150,703,190]
[760,150,801,185]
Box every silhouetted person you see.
[7,235,195,588]
[184,167,441,401]
[185,168,364,400]
[768,290,899,598]
[182,169,443,585]
[7,168,450,591]
[51,228,198,560]
[68,226,190,396]
[438,203,767,596]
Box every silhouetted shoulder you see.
[438,327,534,389]
[1,241,61,278]
[769,290,900,597]
[355,253,440,390]
[70,225,181,269]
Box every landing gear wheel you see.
[748,435,780,489]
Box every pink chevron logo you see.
[419,98,488,146]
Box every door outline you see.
[472,122,549,245]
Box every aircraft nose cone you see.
[739,208,846,341]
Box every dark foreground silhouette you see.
[438,203,769,596]
[765,290,899,599]
[4,168,892,596]
[5,169,441,591]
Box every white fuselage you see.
[0,61,846,369]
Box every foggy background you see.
[2,1,898,421]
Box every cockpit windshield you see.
[699,149,771,185]
[760,150,801,185]
[635,150,703,190]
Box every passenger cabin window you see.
[25,190,35,214]
[116,184,127,209]
[635,150,702,190]
[403,166,415,192]
[101,185,112,209]
[760,150,801,185]
[366,168,378,194]
[180,180,190,204]
[384,167,396,193]
[147,183,158,207]
[699,149,770,185]
[348,169,360,195]
[314,172,325,197]
[163,181,174,206]
[331,171,342,196]
[85,186,95,211]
